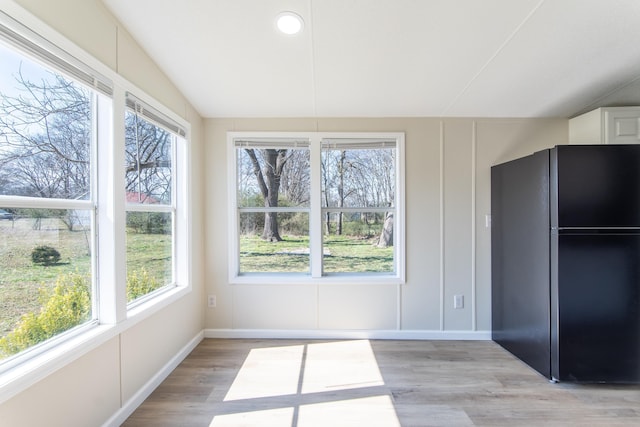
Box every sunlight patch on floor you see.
[209,395,400,427]
[209,407,294,427]
[223,344,304,401]
[301,340,384,393]
[216,340,398,426]
[297,395,401,427]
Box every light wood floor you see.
[122,339,640,426]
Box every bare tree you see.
[0,64,172,236]
[322,149,354,235]
[321,154,332,234]
[0,69,91,202]
[0,69,92,231]
[337,150,346,235]
[377,212,393,247]
[245,148,288,242]
[125,112,172,203]
[322,147,395,243]
[279,149,310,205]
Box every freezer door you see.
[553,232,640,383]
[554,145,640,228]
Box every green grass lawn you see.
[0,218,92,336]
[0,218,170,337]
[239,234,393,273]
[126,231,172,285]
[1,219,392,339]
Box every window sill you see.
[230,273,405,286]
[127,284,190,321]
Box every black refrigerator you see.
[491,144,640,383]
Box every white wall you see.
[204,117,567,336]
[0,1,205,426]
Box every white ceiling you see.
[102,0,640,118]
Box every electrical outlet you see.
[208,295,216,308]
[454,294,464,309]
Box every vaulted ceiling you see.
[102,0,640,118]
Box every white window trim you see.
[123,102,183,309]
[0,2,192,404]
[228,131,405,285]
[111,88,192,319]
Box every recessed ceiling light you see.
[276,11,304,35]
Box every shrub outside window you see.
[229,132,405,283]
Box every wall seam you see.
[308,0,318,117]
[439,121,445,331]
[471,121,477,331]
[397,284,402,330]
[118,334,123,408]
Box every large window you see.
[229,132,405,283]
[125,95,182,305]
[0,34,101,362]
[0,10,189,375]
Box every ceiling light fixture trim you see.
[276,11,304,35]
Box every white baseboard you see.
[204,329,491,341]
[102,330,204,427]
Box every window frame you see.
[0,22,103,371]
[118,92,191,318]
[228,131,405,285]
[0,5,192,402]
[124,98,181,308]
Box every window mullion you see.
[97,87,127,324]
[228,133,240,279]
[309,136,323,278]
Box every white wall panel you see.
[0,338,121,427]
[443,120,474,331]
[232,285,318,330]
[206,117,568,336]
[318,284,398,330]
[398,120,442,330]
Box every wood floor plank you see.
[122,339,640,426]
